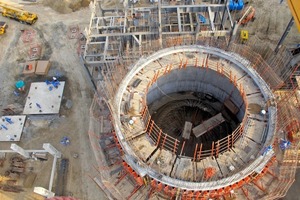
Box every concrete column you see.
[10,144,30,158]
[43,143,62,158]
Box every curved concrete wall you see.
[147,67,245,121]
[114,45,276,191]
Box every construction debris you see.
[0,184,23,193]
[55,159,69,196]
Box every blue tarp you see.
[45,79,61,90]
[15,80,25,89]
[60,136,70,146]
[279,139,291,150]
[198,14,206,23]
[5,117,13,124]
[262,145,272,156]
[229,0,244,11]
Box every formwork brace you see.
[126,185,143,200]
[183,59,188,68]
[114,170,128,186]
[180,141,186,156]
[252,180,266,192]
[241,187,250,200]
[266,167,278,179]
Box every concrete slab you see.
[132,136,156,161]
[0,115,26,141]
[23,82,65,115]
[173,157,193,180]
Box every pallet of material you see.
[22,61,37,75]
[35,60,51,75]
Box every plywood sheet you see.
[35,60,51,75]
[193,113,225,138]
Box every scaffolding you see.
[84,1,300,199]
[86,47,300,199]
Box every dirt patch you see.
[242,0,300,48]
[42,0,91,14]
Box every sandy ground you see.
[0,0,299,200]
[0,1,107,200]
[239,0,300,48]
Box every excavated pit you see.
[147,67,246,157]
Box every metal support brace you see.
[132,35,141,46]
[275,17,294,53]
[103,36,109,59]
[208,7,215,31]
[177,7,182,32]
[220,0,228,29]
[158,0,163,47]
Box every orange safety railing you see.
[137,59,248,159]
[146,156,277,199]
[89,34,299,200]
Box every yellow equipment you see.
[240,30,248,42]
[287,0,300,32]
[0,1,38,25]
[0,175,10,182]
[0,21,6,34]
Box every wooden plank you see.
[192,113,225,138]
[182,121,192,140]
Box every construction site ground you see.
[0,1,107,199]
[0,0,299,200]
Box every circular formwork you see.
[146,67,245,157]
[113,46,277,194]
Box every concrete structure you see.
[0,143,61,198]
[83,1,300,199]
[83,0,234,73]
[23,81,65,115]
[113,46,275,191]
[0,115,26,141]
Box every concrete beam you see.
[10,144,30,158]
[43,143,62,158]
